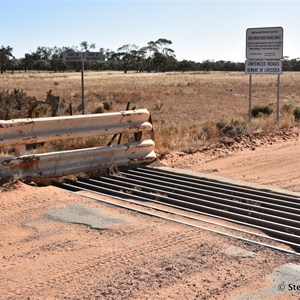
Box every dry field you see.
[1,71,300,153]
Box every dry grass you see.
[1,71,300,153]
[0,173,22,192]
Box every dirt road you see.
[159,126,300,193]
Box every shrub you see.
[293,107,300,121]
[281,103,293,115]
[153,102,163,111]
[0,89,63,120]
[201,121,220,140]
[103,101,113,111]
[251,105,273,118]
[0,89,37,120]
[216,119,246,138]
[93,106,104,114]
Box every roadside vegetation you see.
[1,71,300,156]
[1,39,300,74]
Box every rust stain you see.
[127,125,141,131]
[19,156,40,162]
[1,160,12,167]
[1,155,40,168]
[23,136,34,141]
[17,121,34,126]
[0,121,34,128]
[129,156,156,163]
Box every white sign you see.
[63,52,84,62]
[246,27,283,59]
[245,59,282,74]
[84,52,105,61]
[63,51,104,62]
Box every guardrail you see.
[0,109,156,180]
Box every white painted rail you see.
[0,140,155,179]
[0,109,156,180]
[0,109,152,148]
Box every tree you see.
[200,59,213,72]
[142,38,175,72]
[22,54,35,72]
[0,46,14,74]
[115,44,143,73]
[34,46,53,60]
[155,38,174,57]
[33,59,50,72]
[80,41,96,52]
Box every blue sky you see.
[1,0,300,62]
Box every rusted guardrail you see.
[0,109,156,180]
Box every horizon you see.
[1,1,300,63]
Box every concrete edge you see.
[156,166,300,198]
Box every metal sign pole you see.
[81,60,85,115]
[63,51,104,115]
[248,74,252,122]
[276,74,281,125]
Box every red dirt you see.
[1,127,300,299]
[158,126,300,193]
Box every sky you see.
[1,0,300,62]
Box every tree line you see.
[1,39,300,74]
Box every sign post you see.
[277,74,280,123]
[248,74,252,122]
[245,27,283,123]
[81,60,85,114]
[63,51,104,114]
